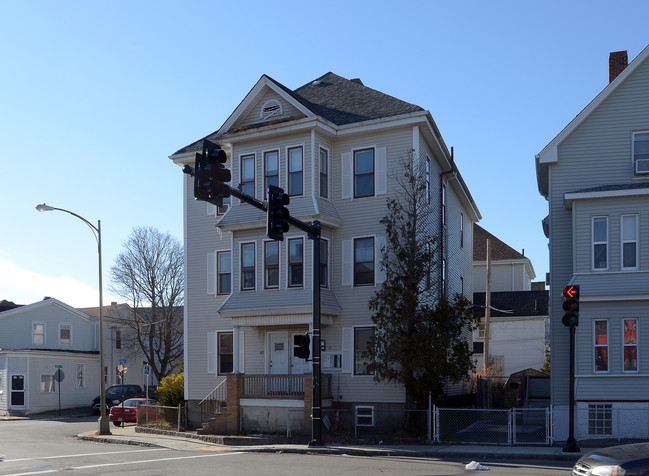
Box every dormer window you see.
[633,131,649,174]
[260,99,282,120]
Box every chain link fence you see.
[137,404,186,432]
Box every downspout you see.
[439,146,455,298]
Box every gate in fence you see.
[434,407,551,445]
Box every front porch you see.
[198,373,332,435]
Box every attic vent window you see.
[260,99,282,120]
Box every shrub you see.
[156,372,184,406]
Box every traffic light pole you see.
[185,162,323,445]
[563,325,580,452]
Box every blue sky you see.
[1,1,648,307]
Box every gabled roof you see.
[78,302,137,322]
[171,72,424,156]
[0,297,92,322]
[473,224,526,262]
[536,44,649,197]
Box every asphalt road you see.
[0,417,575,475]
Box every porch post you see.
[232,326,240,373]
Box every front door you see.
[10,374,25,409]
[268,331,289,375]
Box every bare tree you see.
[110,227,184,382]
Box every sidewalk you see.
[77,425,590,461]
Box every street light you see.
[35,203,111,435]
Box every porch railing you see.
[199,379,227,422]
[242,374,332,399]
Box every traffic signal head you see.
[293,333,310,360]
[267,184,290,241]
[562,285,580,327]
[194,141,231,207]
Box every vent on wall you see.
[260,99,282,120]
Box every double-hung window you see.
[33,323,45,345]
[241,154,255,197]
[354,327,374,375]
[354,237,374,286]
[264,150,278,198]
[218,332,233,375]
[264,241,279,289]
[319,148,328,198]
[241,242,256,291]
[288,146,303,196]
[76,364,85,388]
[354,149,374,198]
[623,318,638,372]
[217,251,231,294]
[59,324,71,345]
[41,375,55,393]
[320,239,328,288]
[288,238,303,287]
[593,216,608,270]
[621,214,638,269]
[633,131,649,174]
[594,319,609,372]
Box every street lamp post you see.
[36,203,111,435]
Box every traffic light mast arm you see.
[228,185,267,213]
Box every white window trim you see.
[592,216,609,271]
[40,374,55,393]
[263,239,280,290]
[342,235,386,287]
[207,331,216,374]
[320,237,329,289]
[632,130,649,175]
[58,323,72,346]
[355,405,375,426]
[32,322,46,346]
[217,250,232,296]
[621,214,638,270]
[319,146,330,200]
[622,318,639,373]
[76,363,85,388]
[594,319,609,373]
[239,153,256,201]
[287,235,305,288]
[262,148,280,199]
[352,325,375,377]
[286,144,304,197]
[240,241,257,292]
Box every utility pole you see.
[483,238,491,371]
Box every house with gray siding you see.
[0,298,98,415]
[170,72,480,434]
[536,46,649,441]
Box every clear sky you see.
[1,1,648,307]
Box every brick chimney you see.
[609,50,628,83]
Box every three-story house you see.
[171,72,480,434]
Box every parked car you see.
[91,384,145,415]
[108,398,158,426]
[573,442,649,475]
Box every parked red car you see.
[108,398,158,426]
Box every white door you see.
[290,331,311,375]
[268,331,289,375]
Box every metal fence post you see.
[178,404,181,432]
[427,392,432,442]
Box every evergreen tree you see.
[366,151,479,409]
